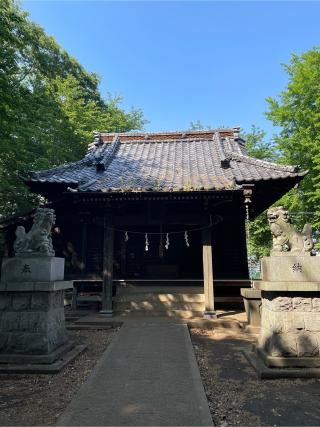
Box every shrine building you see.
[3,128,306,316]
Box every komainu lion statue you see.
[13,208,56,257]
[267,206,313,256]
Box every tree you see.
[0,0,145,218]
[241,125,277,162]
[266,48,320,230]
[189,120,209,130]
[242,126,279,260]
[247,48,320,259]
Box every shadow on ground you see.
[190,329,320,426]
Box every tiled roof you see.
[25,129,307,193]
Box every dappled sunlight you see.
[191,326,320,426]
[190,327,255,344]
[122,403,147,415]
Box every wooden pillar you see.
[202,227,217,318]
[81,221,87,276]
[100,216,114,316]
[120,238,126,277]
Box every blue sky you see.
[22,1,320,137]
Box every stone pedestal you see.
[0,281,71,363]
[244,256,320,378]
[0,257,83,372]
[240,286,261,333]
[258,283,320,368]
[261,256,320,283]
[1,256,64,283]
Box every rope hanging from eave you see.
[244,202,254,288]
[105,216,223,236]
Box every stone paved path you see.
[57,320,213,426]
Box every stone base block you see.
[0,344,86,374]
[259,291,320,357]
[241,288,261,327]
[0,341,73,364]
[0,289,68,355]
[252,279,320,377]
[261,256,320,282]
[1,257,64,283]
[0,281,72,292]
[257,347,320,368]
[244,349,320,379]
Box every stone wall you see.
[0,290,67,355]
[259,291,320,358]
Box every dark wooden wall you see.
[1,192,249,284]
[47,192,249,281]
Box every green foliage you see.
[0,0,145,218]
[266,48,320,229]
[242,125,277,162]
[189,120,211,130]
[189,121,228,130]
[189,49,320,260]
[242,126,278,260]
[247,213,271,261]
[246,48,320,259]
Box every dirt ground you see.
[0,328,117,426]
[2,322,320,427]
[191,328,320,427]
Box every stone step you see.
[114,300,205,311]
[65,316,82,322]
[117,286,203,294]
[113,309,204,319]
[114,293,205,302]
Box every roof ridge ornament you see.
[92,135,121,177]
[215,131,231,168]
[93,131,103,146]
[233,126,241,140]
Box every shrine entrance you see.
[114,225,203,281]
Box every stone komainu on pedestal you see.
[0,208,78,371]
[267,206,313,256]
[13,208,56,257]
[245,207,320,378]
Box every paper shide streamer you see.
[165,233,170,250]
[184,231,190,247]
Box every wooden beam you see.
[202,228,217,318]
[100,216,114,315]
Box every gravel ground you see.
[191,328,320,427]
[0,328,117,426]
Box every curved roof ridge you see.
[225,151,300,173]
[25,157,88,180]
[110,137,215,144]
[97,127,240,137]
[23,130,307,192]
